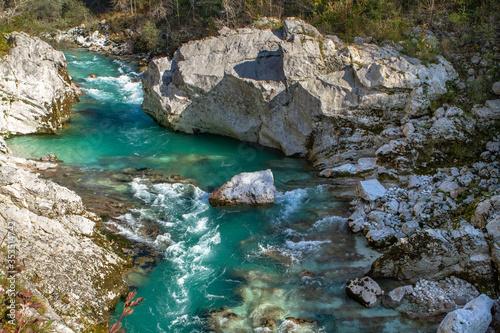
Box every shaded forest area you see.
[0,0,498,57]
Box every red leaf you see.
[126,290,137,303]
[123,307,134,317]
[109,322,122,333]
[116,329,127,333]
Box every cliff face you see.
[141,17,457,170]
[0,33,127,332]
[0,32,79,136]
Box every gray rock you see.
[403,122,415,137]
[357,179,387,201]
[492,81,500,95]
[209,169,275,206]
[473,100,500,120]
[320,157,377,177]
[437,294,494,333]
[439,181,459,193]
[0,33,79,136]
[346,276,383,307]
[369,226,494,290]
[141,18,458,172]
[382,285,412,308]
[0,154,127,331]
[283,17,321,40]
[366,228,397,247]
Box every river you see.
[7,49,435,332]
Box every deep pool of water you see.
[7,49,435,333]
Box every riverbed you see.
[8,49,435,332]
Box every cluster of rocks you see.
[405,278,480,316]
[343,136,500,293]
[345,274,497,332]
[0,151,128,331]
[0,32,80,137]
[0,32,131,332]
[43,26,133,55]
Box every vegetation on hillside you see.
[0,0,497,55]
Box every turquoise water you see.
[8,49,434,332]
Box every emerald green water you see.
[8,49,434,332]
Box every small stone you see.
[493,82,500,95]
[40,154,58,162]
[403,123,415,137]
[357,179,387,201]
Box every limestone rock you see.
[0,137,11,154]
[369,226,494,291]
[473,100,500,120]
[320,157,377,177]
[493,81,500,95]
[437,294,494,333]
[209,169,275,206]
[346,276,383,307]
[0,32,79,136]
[357,179,387,201]
[141,18,458,171]
[0,154,127,331]
[382,285,413,308]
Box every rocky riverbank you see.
[0,33,130,332]
[141,16,500,331]
[0,32,80,137]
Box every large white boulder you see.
[141,18,458,171]
[0,32,79,136]
[437,294,494,333]
[209,169,275,206]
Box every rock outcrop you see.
[369,225,494,292]
[437,294,494,333]
[0,32,79,136]
[0,151,128,331]
[209,169,275,206]
[141,17,458,171]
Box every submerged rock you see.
[437,294,494,333]
[0,32,79,136]
[209,169,275,206]
[346,276,383,307]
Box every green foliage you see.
[135,21,160,52]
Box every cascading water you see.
[8,49,436,333]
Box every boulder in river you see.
[346,276,383,307]
[209,169,275,206]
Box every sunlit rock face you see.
[0,32,79,137]
[142,17,457,171]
